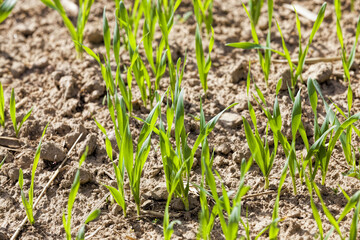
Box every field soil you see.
[1,0,360,239]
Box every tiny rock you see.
[61,0,79,17]
[8,168,19,183]
[11,62,26,78]
[59,76,77,99]
[87,26,103,44]
[219,112,242,128]
[15,23,36,36]
[41,141,66,163]
[305,63,333,83]
[79,168,93,184]
[33,56,48,68]
[216,143,231,155]
[64,124,87,147]
[51,70,64,82]
[279,68,292,90]
[150,182,168,201]
[228,59,248,83]
[78,133,97,156]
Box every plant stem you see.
[183,198,189,211]
[76,50,83,60]
[136,204,140,216]
[264,177,269,189]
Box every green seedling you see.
[306,176,360,239]
[157,80,236,210]
[192,0,213,35]
[243,67,277,189]
[143,0,187,105]
[82,9,134,113]
[18,124,48,224]
[10,88,33,137]
[228,2,326,93]
[248,0,263,26]
[203,154,251,239]
[195,24,214,94]
[63,147,101,240]
[118,2,151,108]
[334,0,360,82]
[96,93,163,216]
[0,156,5,169]
[75,209,101,240]
[114,0,143,44]
[268,148,292,238]
[248,76,308,194]
[40,0,94,59]
[0,82,4,127]
[351,0,356,12]
[304,78,360,184]
[197,137,217,240]
[156,0,183,100]
[163,162,183,240]
[330,81,360,173]
[0,0,16,23]
[226,0,273,86]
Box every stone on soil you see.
[305,62,333,83]
[41,141,66,162]
[11,62,26,78]
[78,133,97,156]
[227,59,248,83]
[60,76,77,99]
[219,112,242,128]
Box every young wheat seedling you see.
[195,24,214,94]
[40,0,94,59]
[192,0,213,35]
[334,0,360,82]
[0,0,17,23]
[10,88,33,137]
[0,82,5,127]
[18,123,48,224]
[63,147,101,240]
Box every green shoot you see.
[268,148,290,238]
[203,154,251,239]
[248,0,263,26]
[310,179,360,239]
[197,137,217,239]
[75,209,101,240]
[0,82,5,127]
[227,2,326,92]
[81,9,133,113]
[192,0,213,35]
[195,24,214,94]
[18,124,49,224]
[115,0,143,43]
[10,88,33,137]
[0,156,5,169]
[63,147,100,240]
[334,0,360,82]
[248,76,308,194]
[304,78,360,184]
[40,0,94,59]
[97,93,163,216]
[351,0,356,12]
[118,2,151,108]
[226,0,273,86]
[163,161,183,240]
[243,67,278,189]
[156,0,183,100]
[157,81,236,210]
[0,0,17,23]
